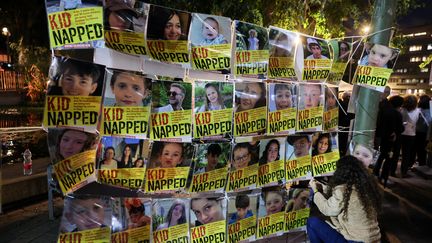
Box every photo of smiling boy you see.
[47,56,104,96]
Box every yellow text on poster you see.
[194,109,232,138]
[327,62,347,84]
[54,150,96,195]
[104,30,146,55]
[48,7,103,48]
[151,110,192,140]
[153,223,188,243]
[145,167,189,192]
[190,167,228,193]
[323,108,338,132]
[191,220,226,243]
[286,155,312,182]
[98,168,145,189]
[146,40,189,63]
[258,211,285,238]
[191,44,231,70]
[57,226,110,243]
[268,57,296,78]
[102,106,150,137]
[228,215,257,243]
[258,160,285,186]
[234,107,267,136]
[268,108,296,135]
[111,225,150,243]
[228,163,258,192]
[297,106,323,131]
[44,96,101,127]
[312,151,339,176]
[285,208,310,231]
[235,50,269,75]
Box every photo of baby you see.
[359,43,399,68]
[149,141,193,168]
[190,14,231,47]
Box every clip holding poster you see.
[47,128,99,195]
[101,68,151,138]
[193,80,233,140]
[145,5,191,65]
[103,1,149,56]
[45,0,104,49]
[353,42,399,92]
[297,83,324,132]
[150,79,192,141]
[268,26,299,81]
[267,82,297,135]
[189,13,232,72]
[233,21,269,78]
[43,56,105,133]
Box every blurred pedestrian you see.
[415,95,431,166]
[400,95,420,177]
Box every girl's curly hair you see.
[325,155,381,220]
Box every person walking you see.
[400,95,420,177]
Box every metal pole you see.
[353,0,397,146]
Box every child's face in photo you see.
[233,147,251,170]
[353,144,373,167]
[206,152,219,170]
[111,73,146,106]
[266,142,279,162]
[293,190,309,210]
[236,207,249,220]
[368,44,393,67]
[265,192,284,215]
[191,199,224,225]
[159,143,183,168]
[70,198,105,231]
[206,85,219,105]
[60,70,97,96]
[164,14,181,40]
[302,85,321,109]
[171,204,183,221]
[317,137,329,155]
[60,130,88,159]
[109,12,132,31]
[275,88,292,110]
[240,83,263,110]
[202,19,219,40]
[135,159,144,168]
[293,137,310,158]
[326,88,337,109]
[105,149,115,160]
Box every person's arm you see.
[310,180,343,216]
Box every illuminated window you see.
[409,45,422,51]
[420,68,429,73]
[428,44,432,50]
[410,57,421,62]
[420,79,425,83]
[414,32,426,36]
[422,56,428,61]
[403,33,414,37]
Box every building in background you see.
[389,24,432,95]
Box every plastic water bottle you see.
[23,149,32,175]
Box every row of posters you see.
[58,188,311,242]
[48,129,339,195]
[45,1,399,92]
[44,56,340,139]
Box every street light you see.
[2,27,11,63]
